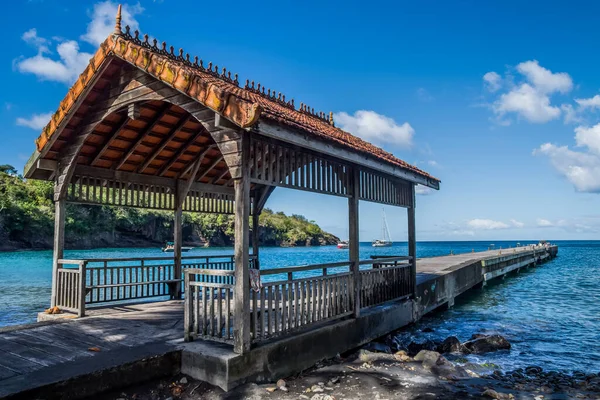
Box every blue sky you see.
[2,0,600,241]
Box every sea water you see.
[0,240,598,373]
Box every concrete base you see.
[36,311,78,322]
[182,299,414,391]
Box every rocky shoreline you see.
[91,332,600,400]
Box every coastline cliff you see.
[0,166,339,251]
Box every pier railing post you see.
[78,261,87,317]
[349,167,360,318]
[51,197,66,308]
[173,194,183,300]
[407,184,417,298]
[233,133,251,354]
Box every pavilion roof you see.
[32,12,439,185]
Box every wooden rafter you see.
[210,168,230,185]
[169,145,215,179]
[136,115,191,173]
[90,113,129,166]
[194,155,224,182]
[115,104,171,170]
[157,130,207,176]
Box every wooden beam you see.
[137,116,191,173]
[51,198,66,308]
[72,164,235,195]
[37,159,57,171]
[91,114,129,166]
[252,195,260,269]
[349,167,360,318]
[115,104,171,170]
[210,168,230,185]
[189,155,223,181]
[256,185,275,214]
[258,120,438,189]
[157,134,211,176]
[233,133,251,354]
[407,183,416,298]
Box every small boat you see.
[337,240,349,249]
[372,209,393,247]
[162,241,194,252]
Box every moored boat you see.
[337,240,349,249]
[162,241,194,252]
[372,208,393,247]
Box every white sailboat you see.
[372,209,393,247]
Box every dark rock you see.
[469,333,487,340]
[462,334,511,354]
[436,336,461,353]
[525,366,542,375]
[407,339,439,356]
[422,327,434,333]
[363,342,392,353]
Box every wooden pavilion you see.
[24,6,439,354]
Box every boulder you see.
[414,350,441,368]
[436,336,462,353]
[363,341,392,354]
[462,334,511,354]
[481,388,514,399]
[407,339,439,356]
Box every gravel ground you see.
[88,349,600,400]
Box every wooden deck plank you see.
[0,337,67,365]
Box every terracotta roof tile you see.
[33,27,439,184]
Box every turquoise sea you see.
[1,240,598,373]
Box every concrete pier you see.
[0,245,558,399]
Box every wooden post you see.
[51,197,66,308]
[78,261,87,317]
[173,181,184,299]
[251,196,260,270]
[233,133,251,354]
[349,167,360,318]
[407,183,417,298]
[184,270,193,342]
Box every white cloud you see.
[510,219,525,228]
[14,2,143,85]
[16,40,93,84]
[574,123,600,154]
[467,219,510,230]
[485,60,573,124]
[415,185,434,195]
[575,95,600,110]
[16,112,53,130]
[81,1,143,46]
[561,104,582,124]
[22,28,49,51]
[483,71,502,92]
[334,110,414,147]
[534,142,600,193]
[427,160,438,167]
[537,218,554,227]
[516,60,572,94]
[494,83,561,124]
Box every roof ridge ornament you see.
[114,4,123,35]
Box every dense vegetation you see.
[0,165,338,251]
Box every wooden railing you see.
[183,257,415,349]
[359,257,413,309]
[184,268,235,343]
[250,261,354,343]
[56,254,257,316]
[55,260,86,316]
